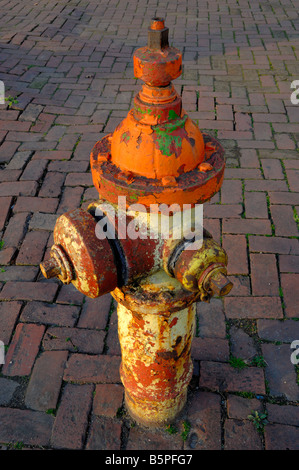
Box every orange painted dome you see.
[110,108,205,180]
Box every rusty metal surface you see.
[117,299,196,427]
[41,208,118,298]
[90,133,225,212]
[112,269,200,316]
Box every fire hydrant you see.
[40,18,233,428]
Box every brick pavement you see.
[0,0,298,451]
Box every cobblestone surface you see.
[0,0,298,451]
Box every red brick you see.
[0,247,16,265]
[2,323,45,376]
[253,122,272,141]
[221,180,243,204]
[224,296,283,319]
[275,134,296,150]
[199,361,265,394]
[257,319,299,342]
[223,218,272,235]
[13,196,58,213]
[86,417,122,450]
[93,384,124,418]
[262,343,299,401]
[216,104,233,120]
[280,273,299,317]
[230,326,257,360]
[285,168,299,192]
[196,299,226,339]
[245,179,288,191]
[222,234,248,274]
[0,120,31,131]
[269,191,299,205]
[0,266,37,282]
[32,150,72,160]
[0,110,20,121]
[284,160,299,170]
[184,391,221,450]
[16,230,50,265]
[279,255,299,273]
[44,125,66,141]
[265,424,299,450]
[225,168,261,179]
[25,350,68,411]
[6,150,33,170]
[226,275,250,296]
[197,119,233,130]
[55,115,89,126]
[6,131,44,143]
[73,140,95,160]
[51,383,93,449]
[244,191,268,218]
[48,160,89,173]
[78,293,112,329]
[250,253,279,296]
[20,159,48,181]
[270,205,298,237]
[252,112,285,122]
[267,404,299,427]
[64,172,93,187]
[204,204,242,218]
[249,235,299,255]
[191,337,229,362]
[239,148,259,168]
[261,159,284,179]
[106,309,121,356]
[63,354,121,384]
[20,301,80,327]
[38,171,65,198]
[56,186,84,214]
[0,169,22,182]
[126,423,182,450]
[30,113,56,133]
[0,181,38,197]
[2,212,29,248]
[0,196,12,231]
[224,420,263,450]
[204,219,221,243]
[57,133,80,150]
[218,130,253,140]
[0,301,23,344]
[227,394,263,420]
[43,327,105,354]
[28,212,57,231]
[56,283,85,305]
[0,141,19,163]
[0,408,54,446]
[0,281,58,302]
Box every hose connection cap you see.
[202,268,233,298]
[40,244,73,284]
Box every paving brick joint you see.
[0,0,298,451]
